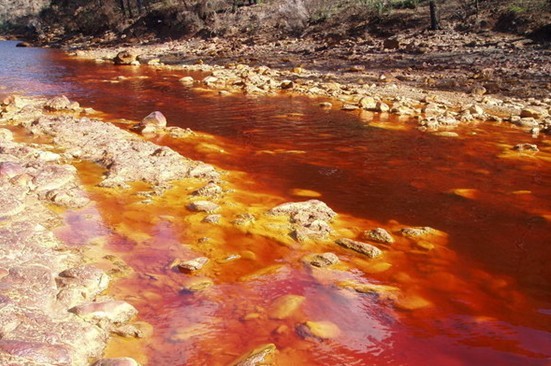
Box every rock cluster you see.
[268,199,336,241]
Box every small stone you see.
[515,117,539,128]
[469,104,484,115]
[203,76,219,85]
[376,101,390,112]
[0,128,14,141]
[335,238,383,258]
[471,86,487,95]
[112,323,146,338]
[513,143,539,152]
[338,280,399,299]
[202,214,221,223]
[175,257,209,272]
[363,228,394,244]
[192,182,222,197]
[319,102,332,108]
[187,200,220,212]
[166,126,194,138]
[302,252,339,267]
[342,103,359,111]
[179,76,194,84]
[520,107,547,119]
[359,96,377,110]
[280,80,294,89]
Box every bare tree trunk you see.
[119,0,127,16]
[126,0,134,17]
[429,0,440,30]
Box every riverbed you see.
[1,40,550,365]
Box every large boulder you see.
[136,111,167,134]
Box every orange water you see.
[1,41,550,365]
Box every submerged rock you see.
[192,182,222,197]
[338,280,400,300]
[202,214,221,224]
[181,277,214,293]
[335,238,383,258]
[302,252,339,267]
[230,343,277,366]
[296,320,341,340]
[187,200,220,213]
[268,295,305,320]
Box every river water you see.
[1,40,550,365]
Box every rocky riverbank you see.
[61,30,551,137]
[0,95,225,365]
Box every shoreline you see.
[63,33,550,137]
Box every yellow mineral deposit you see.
[289,188,322,198]
[238,264,287,282]
[351,258,393,274]
[395,293,433,311]
[449,188,480,199]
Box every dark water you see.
[1,40,550,365]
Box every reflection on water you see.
[1,41,550,365]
